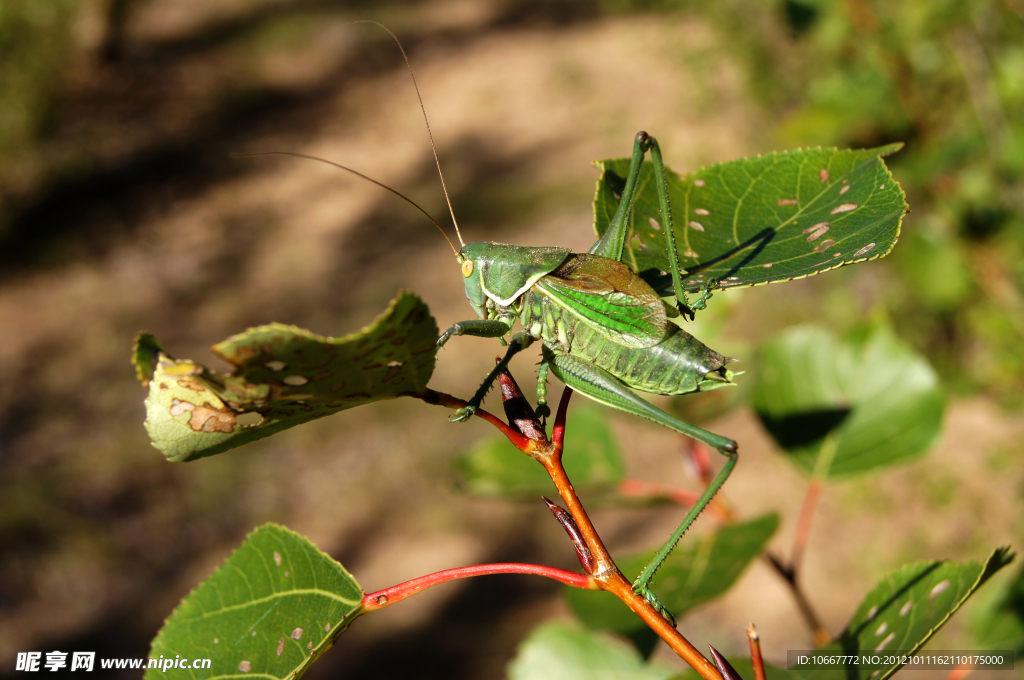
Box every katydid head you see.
[457,243,573,319]
[457,244,489,319]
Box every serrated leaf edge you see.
[147,523,364,680]
[591,145,908,289]
[852,547,1015,680]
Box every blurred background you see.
[0,0,1022,677]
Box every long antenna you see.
[346,19,465,248]
[231,151,458,255]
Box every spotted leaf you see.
[146,524,363,679]
[814,547,1015,680]
[139,291,437,462]
[593,145,906,293]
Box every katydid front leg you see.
[546,351,737,625]
[436,318,513,349]
[449,329,536,422]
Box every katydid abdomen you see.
[521,284,732,397]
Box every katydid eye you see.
[462,260,474,278]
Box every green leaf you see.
[815,547,1015,680]
[147,523,363,680]
[896,228,973,312]
[566,514,779,641]
[507,621,676,680]
[593,145,906,293]
[456,406,625,498]
[139,291,437,462]
[132,331,164,387]
[751,324,944,478]
[972,566,1024,654]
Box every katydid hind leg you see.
[590,132,707,320]
[590,131,651,262]
[645,135,719,320]
[547,352,737,622]
[633,448,736,621]
[547,353,736,452]
[644,136,690,316]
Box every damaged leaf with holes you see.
[134,291,438,462]
[147,524,363,680]
[593,145,907,295]
[811,547,1016,680]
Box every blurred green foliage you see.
[0,1,76,165]
[767,0,1024,401]
[752,323,944,478]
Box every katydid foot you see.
[633,583,677,627]
[678,279,719,321]
[450,405,476,422]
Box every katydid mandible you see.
[436,131,736,622]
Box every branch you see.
[421,370,723,680]
[790,477,823,575]
[361,562,597,612]
[764,551,830,646]
[419,388,537,452]
[542,387,723,680]
[748,624,767,680]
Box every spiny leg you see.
[590,132,710,321]
[632,451,736,624]
[646,135,712,321]
[590,131,651,262]
[547,352,737,624]
[451,330,535,422]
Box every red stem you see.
[422,388,536,451]
[361,563,597,611]
[419,382,721,679]
[541,387,722,680]
[790,478,823,576]
[617,479,705,510]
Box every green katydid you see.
[259,23,906,624]
[436,132,736,621]
[432,129,906,621]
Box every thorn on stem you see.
[708,645,743,680]
[748,624,767,680]
[551,386,573,451]
[542,496,596,575]
[496,357,546,442]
